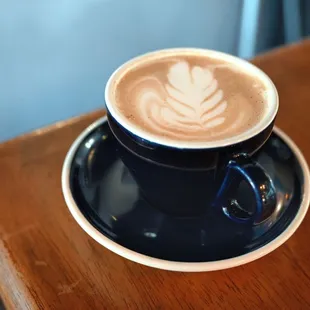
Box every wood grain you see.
[1,41,310,309]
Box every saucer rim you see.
[62,116,310,272]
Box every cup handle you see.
[214,155,277,224]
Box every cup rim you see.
[105,48,279,149]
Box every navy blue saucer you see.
[63,117,309,267]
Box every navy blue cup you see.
[105,48,279,223]
[108,115,276,223]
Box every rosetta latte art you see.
[139,61,227,131]
[119,60,263,141]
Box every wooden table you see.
[1,41,310,310]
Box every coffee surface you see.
[112,54,268,142]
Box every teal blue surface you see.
[0,0,306,141]
[0,0,242,141]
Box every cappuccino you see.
[107,50,271,144]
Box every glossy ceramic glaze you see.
[108,114,276,222]
[62,117,309,271]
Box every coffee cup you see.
[105,48,279,223]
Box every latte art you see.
[137,61,232,136]
[112,53,268,143]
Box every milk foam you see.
[113,55,268,142]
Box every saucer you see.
[62,116,310,272]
